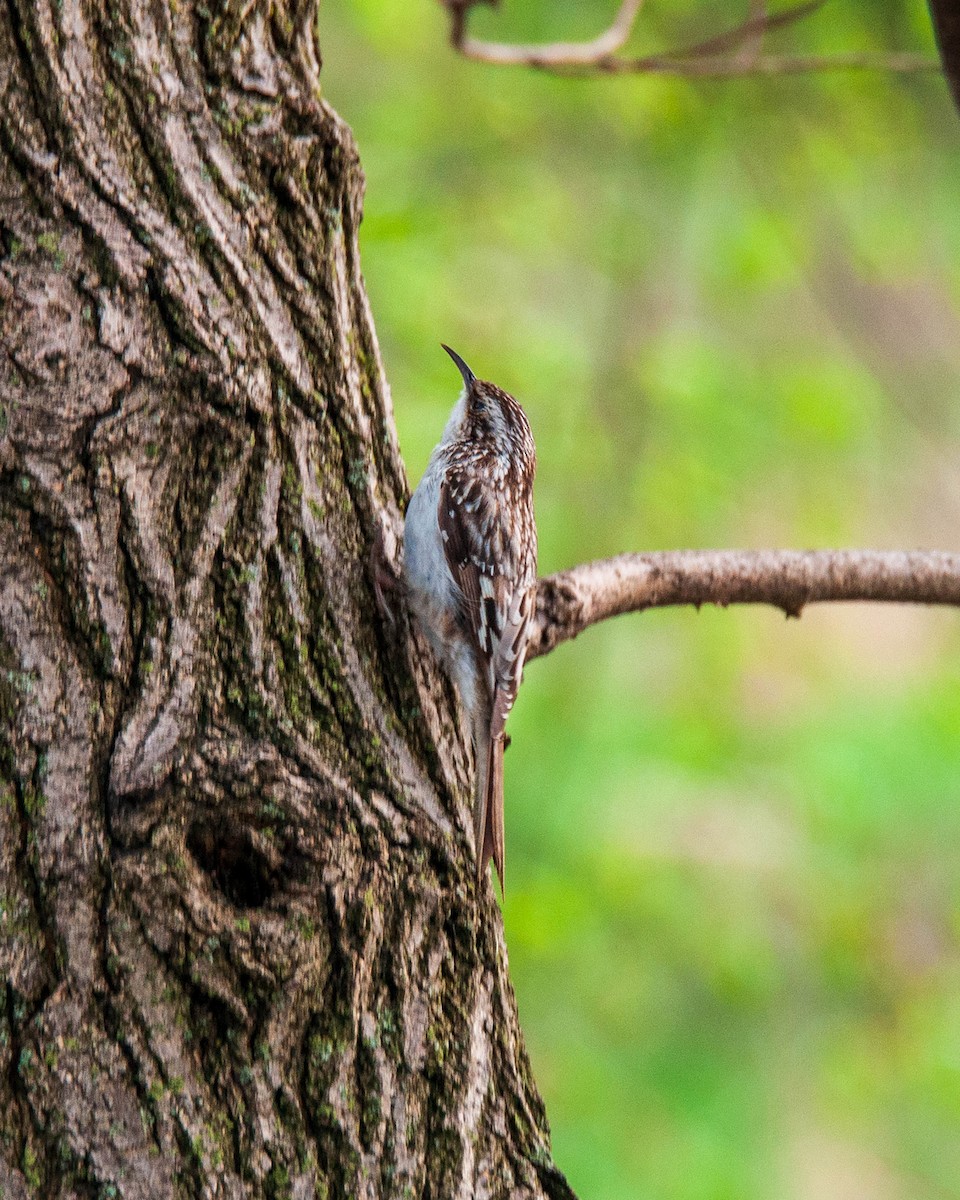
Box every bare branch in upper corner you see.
[444,0,646,68]
[440,0,941,80]
[527,550,960,661]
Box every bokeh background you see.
[318,3,960,1197]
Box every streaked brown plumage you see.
[403,346,537,886]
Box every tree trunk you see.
[0,3,572,1196]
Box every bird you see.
[404,345,537,887]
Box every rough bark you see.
[0,3,571,1197]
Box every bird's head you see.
[440,343,534,471]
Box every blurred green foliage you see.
[318,2,960,1196]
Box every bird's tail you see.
[473,727,505,889]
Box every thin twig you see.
[734,0,770,72]
[447,0,646,67]
[612,0,823,64]
[528,550,960,661]
[587,51,939,78]
[443,0,940,79]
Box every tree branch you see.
[528,550,960,661]
[555,51,939,79]
[442,0,941,79]
[446,0,646,67]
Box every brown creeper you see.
[404,345,537,886]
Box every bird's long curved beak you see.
[441,343,476,391]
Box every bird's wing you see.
[437,467,486,680]
[437,467,535,726]
[488,546,535,738]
